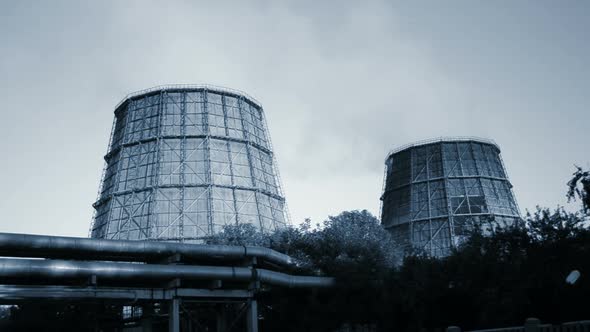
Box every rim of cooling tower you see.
[114,84,263,111]
[386,136,500,161]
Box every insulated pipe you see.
[0,258,334,288]
[257,269,335,288]
[0,233,294,266]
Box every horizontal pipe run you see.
[0,258,334,289]
[257,269,335,288]
[0,285,253,301]
[0,233,294,267]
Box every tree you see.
[258,210,403,331]
[206,223,271,247]
[567,166,590,214]
[526,207,585,242]
[296,210,400,276]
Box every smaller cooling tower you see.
[380,137,520,257]
[90,85,288,242]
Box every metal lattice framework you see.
[380,137,521,257]
[90,85,289,242]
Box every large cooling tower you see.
[91,85,288,242]
[380,137,520,257]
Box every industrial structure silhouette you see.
[380,137,520,257]
[0,86,525,331]
[90,85,289,242]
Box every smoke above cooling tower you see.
[90,85,289,242]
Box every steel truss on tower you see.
[90,85,289,242]
[380,137,521,257]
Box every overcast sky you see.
[0,1,588,237]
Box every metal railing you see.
[386,136,500,161]
[114,84,263,110]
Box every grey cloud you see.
[0,0,588,235]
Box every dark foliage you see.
[3,169,590,331]
[567,166,590,213]
[212,207,589,331]
[1,303,124,332]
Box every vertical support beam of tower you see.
[379,163,387,223]
[441,143,457,248]
[457,142,473,217]
[471,141,491,228]
[89,116,118,237]
[497,149,522,216]
[239,98,265,232]
[169,298,180,332]
[147,91,164,240]
[425,148,433,256]
[480,143,499,226]
[260,107,291,226]
[246,299,258,332]
[409,146,415,251]
[179,92,186,241]
[203,90,214,235]
[223,95,240,225]
[106,100,132,240]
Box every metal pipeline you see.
[0,258,334,288]
[0,233,294,266]
[257,269,335,288]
